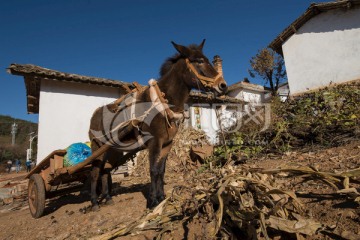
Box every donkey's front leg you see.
[101,167,114,205]
[148,140,172,208]
[148,140,161,208]
[156,143,173,202]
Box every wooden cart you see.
[26,142,136,218]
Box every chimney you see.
[212,55,223,78]
[243,77,250,83]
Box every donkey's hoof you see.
[157,195,165,203]
[147,200,159,209]
[105,198,114,205]
[91,204,100,212]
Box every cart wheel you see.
[28,174,46,218]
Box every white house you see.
[263,82,290,102]
[227,79,267,104]
[186,56,273,142]
[187,91,243,143]
[269,0,360,95]
[8,64,131,164]
[187,54,280,141]
[277,82,290,101]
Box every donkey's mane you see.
[159,44,200,77]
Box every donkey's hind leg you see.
[90,160,102,211]
[101,166,114,205]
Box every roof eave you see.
[8,63,133,114]
[189,91,245,104]
[227,84,266,93]
[268,0,360,54]
[7,64,132,90]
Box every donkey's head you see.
[171,40,227,95]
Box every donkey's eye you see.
[196,58,205,64]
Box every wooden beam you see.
[27,95,37,100]
[25,150,67,179]
[132,82,144,92]
[312,6,320,15]
[122,84,132,93]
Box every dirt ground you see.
[0,140,359,240]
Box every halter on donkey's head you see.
[171,39,227,95]
[184,58,222,88]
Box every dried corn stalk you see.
[94,166,323,240]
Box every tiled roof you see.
[227,81,267,93]
[8,63,130,88]
[269,0,360,55]
[7,63,132,113]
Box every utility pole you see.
[11,122,18,146]
[27,132,37,161]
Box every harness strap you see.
[149,79,176,120]
[185,58,221,87]
[129,91,137,119]
[148,79,186,128]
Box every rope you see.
[164,110,172,128]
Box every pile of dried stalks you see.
[133,124,210,177]
[93,164,360,240]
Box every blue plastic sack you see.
[63,142,92,167]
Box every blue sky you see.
[1,0,316,123]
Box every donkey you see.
[88,40,227,211]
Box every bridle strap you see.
[185,58,221,87]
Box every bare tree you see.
[248,48,287,96]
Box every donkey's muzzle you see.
[219,82,227,93]
[213,77,228,95]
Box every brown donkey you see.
[88,40,227,210]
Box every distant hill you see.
[0,115,38,165]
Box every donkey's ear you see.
[199,39,206,51]
[171,41,191,57]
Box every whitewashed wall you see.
[277,84,290,102]
[37,79,121,163]
[189,104,238,144]
[227,88,263,104]
[282,7,360,95]
[190,105,219,143]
